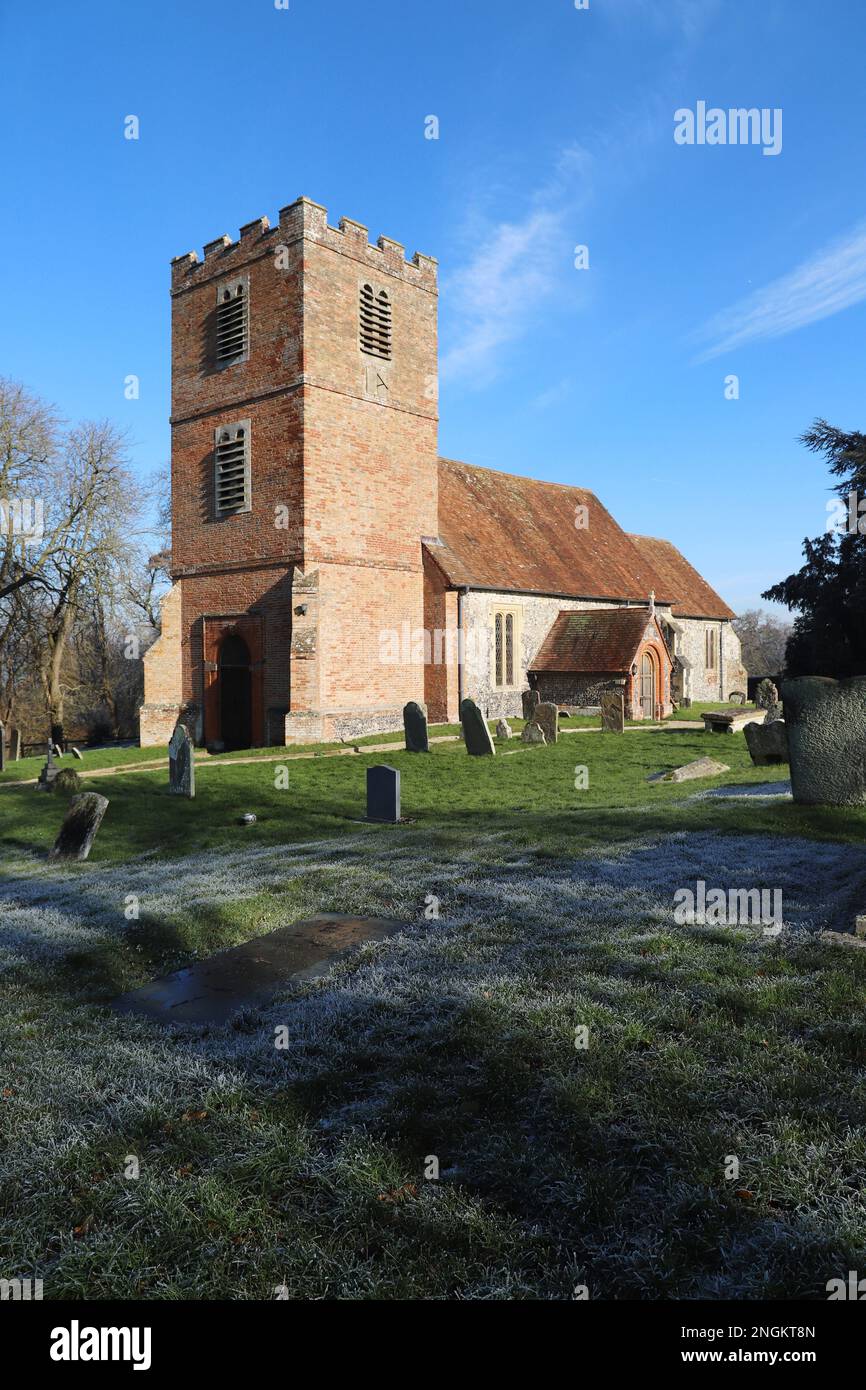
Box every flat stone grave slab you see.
[111,914,407,1026]
[701,709,759,734]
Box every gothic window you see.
[214,421,251,516]
[705,627,717,671]
[505,613,514,687]
[215,278,248,366]
[492,607,521,689]
[360,283,392,360]
[494,614,504,687]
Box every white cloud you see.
[693,220,866,361]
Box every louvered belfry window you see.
[214,422,250,515]
[360,283,392,360]
[216,278,248,365]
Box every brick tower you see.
[140,198,439,747]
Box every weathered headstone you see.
[35,744,58,793]
[744,719,789,766]
[764,698,783,724]
[71,746,83,760]
[403,701,429,753]
[51,744,63,759]
[367,764,401,822]
[520,722,546,745]
[460,698,495,756]
[600,691,625,734]
[521,689,540,721]
[0,721,5,773]
[168,723,195,798]
[10,728,21,761]
[49,792,109,862]
[728,690,746,705]
[495,718,513,740]
[781,676,866,805]
[534,701,559,745]
[756,679,779,711]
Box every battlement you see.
[171,196,438,292]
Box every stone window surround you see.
[489,603,522,692]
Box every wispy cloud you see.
[604,0,722,42]
[693,220,866,361]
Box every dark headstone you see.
[600,691,625,733]
[10,728,21,761]
[521,689,540,720]
[534,701,559,745]
[49,792,109,862]
[744,719,789,767]
[403,700,429,753]
[168,723,195,798]
[71,746,83,760]
[460,698,495,756]
[367,764,401,822]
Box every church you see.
[140,197,746,748]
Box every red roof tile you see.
[530,608,668,674]
[627,535,735,620]
[432,458,672,603]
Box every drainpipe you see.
[457,587,468,710]
[719,621,725,702]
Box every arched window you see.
[360,283,392,360]
[494,613,504,687]
[505,613,514,687]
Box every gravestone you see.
[52,745,63,759]
[534,702,559,745]
[367,765,400,822]
[600,691,625,734]
[10,728,21,761]
[459,698,495,756]
[403,701,429,753]
[728,690,746,705]
[49,792,109,861]
[744,719,789,767]
[764,698,783,724]
[781,676,866,805]
[35,744,58,792]
[495,719,513,740]
[521,689,540,721]
[520,722,546,745]
[0,721,4,773]
[168,723,195,798]
[648,757,730,783]
[756,679,779,711]
[71,746,83,760]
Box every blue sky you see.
[2,0,865,613]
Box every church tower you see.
[140,198,439,747]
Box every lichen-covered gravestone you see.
[495,718,513,740]
[520,722,546,745]
[168,723,195,798]
[10,728,21,761]
[600,691,625,733]
[49,792,109,862]
[756,679,779,711]
[367,765,401,822]
[403,701,429,753]
[534,702,559,745]
[460,698,495,756]
[521,689,540,721]
[781,676,866,804]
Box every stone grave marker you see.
[49,792,109,862]
[367,765,401,822]
[495,718,513,740]
[168,723,195,798]
[403,701,429,753]
[35,744,58,793]
[10,728,21,761]
[71,746,83,760]
[0,720,5,773]
[460,698,495,755]
[521,689,540,720]
[756,679,779,711]
[534,702,559,745]
[647,757,730,784]
[600,691,625,733]
[781,675,866,805]
[744,720,789,766]
[520,723,546,745]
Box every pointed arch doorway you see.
[639,650,656,719]
[202,614,265,750]
[219,633,252,750]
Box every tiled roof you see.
[627,535,735,620]
[530,608,664,674]
[432,458,673,603]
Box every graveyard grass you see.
[2,723,866,1299]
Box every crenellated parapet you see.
[170,196,438,293]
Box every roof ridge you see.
[438,456,598,496]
